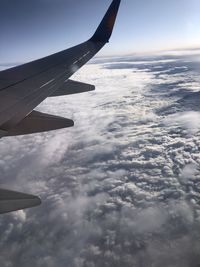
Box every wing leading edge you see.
[0,0,121,214]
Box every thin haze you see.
[0,0,200,63]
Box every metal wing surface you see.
[0,0,121,138]
[0,0,121,214]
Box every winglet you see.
[90,0,121,43]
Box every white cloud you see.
[179,163,198,184]
[0,53,200,266]
[164,111,200,134]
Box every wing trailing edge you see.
[50,79,95,97]
[6,110,74,136]
[0,189,41,214]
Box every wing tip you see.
[89,0,121,43]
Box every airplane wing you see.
[0,0,121,138]
[0,0,121,213]
[0,189,41,214]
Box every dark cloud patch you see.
[178,91,200,112]
[103,53,200,81]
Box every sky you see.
[0,0,200,64]
[1,1,200,266]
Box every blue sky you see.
[0,0,200,64]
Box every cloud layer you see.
[0,51,200,266]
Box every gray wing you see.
[0,189,41,214]
[0,0,121,138]
[0,0,121,214]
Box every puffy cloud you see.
[164,111,200,134]
[179,163,198,184]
